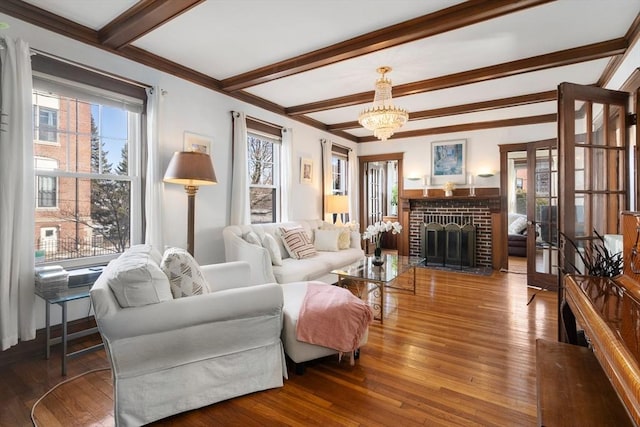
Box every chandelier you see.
[358,66,409,141]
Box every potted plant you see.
[362,220,403,266]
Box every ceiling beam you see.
[220,0,554,92]
[598,12,640,87]
[98,0,204,50]
[288,38,627,116]
[329,90,557,131]
[358,113,557,143]
[0,0,98,45]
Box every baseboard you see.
[0,316,98,367]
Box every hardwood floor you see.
[1,265,557,427]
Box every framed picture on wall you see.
[300,158,313,184]
[184,131,212,155]
[431,139,466,184]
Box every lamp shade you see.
[163,151,217,186]
[325,195,349,214]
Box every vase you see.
[445,190,453,197]
[372,247,385,267]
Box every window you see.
[34,105,59,143]
[331,146,350,221]
[332,152,348,196]
[248,132,280,224]
[32,73,144,267]
[35,158,58,208]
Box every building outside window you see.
[32,77,143,267]
[248,132,280,224]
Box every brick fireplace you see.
[405,192,501,268]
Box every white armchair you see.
[90,250,286,427]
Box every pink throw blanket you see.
[296,283,372,353]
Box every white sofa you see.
[223,220,364,284]
[90,247,286,427]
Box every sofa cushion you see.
[314,229,340,252]
[243,231,262,246]
[281,227,317,259]
[161,247,211,298]
[105,246,173,308]
[273,258,332,283]
[508,215,528,235]
[262,233,283,266]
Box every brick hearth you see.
[408,197,501,267]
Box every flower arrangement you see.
[443,181,455,196]
[362,220,403,257]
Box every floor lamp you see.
[163,151,217,256]
[325,195,349,225]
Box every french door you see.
[557,83,630,341]
[526,139,559,289]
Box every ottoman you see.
[281,281,369,374]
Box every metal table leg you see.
[61,301,67,376]
[45,301,51,360]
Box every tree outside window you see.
[248,132,280,224]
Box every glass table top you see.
[332,254,425,283]
[35,284,93,304]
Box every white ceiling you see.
[16,0,640,142]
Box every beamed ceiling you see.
[1,0,639,143]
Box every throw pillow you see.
[262,233,283,266]
[244,231,262,246]
[508,215,528,235]
[105,249,173,308]
[338,228,351,249]
[161,247,212,298]
[314,229,340,252]
[280,227,317,259]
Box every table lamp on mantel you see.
[163,151,217,256]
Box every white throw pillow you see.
[314,228,340,252]
[508,215,528,235]
[262,233,283,266]
[105,249,173,308]
[161,247,211,298]
[280,227,317,259]
[244,231,262,246]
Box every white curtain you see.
[280,128,292,222]
[321,139,333,223]
[144,86,164,250]
[348,148,358,225]
[0,36,36,350]
[230,111,250,225]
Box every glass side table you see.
[34,284,103,376]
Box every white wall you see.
[357,123,558,191]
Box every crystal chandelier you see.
[358,66,409,141]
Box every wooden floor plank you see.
[3,260,558,426]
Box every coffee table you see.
[332,254,424,323]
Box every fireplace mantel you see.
[397,187,504,269]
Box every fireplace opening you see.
[421,215,476,268]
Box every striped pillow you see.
[280,227,317,259]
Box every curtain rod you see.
[321,138,352,152]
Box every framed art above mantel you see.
[431,139,466,185]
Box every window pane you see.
[34,177,131,262]
[248,135,274,185]
[250,187,275,224]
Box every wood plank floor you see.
[1,259,557,427]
